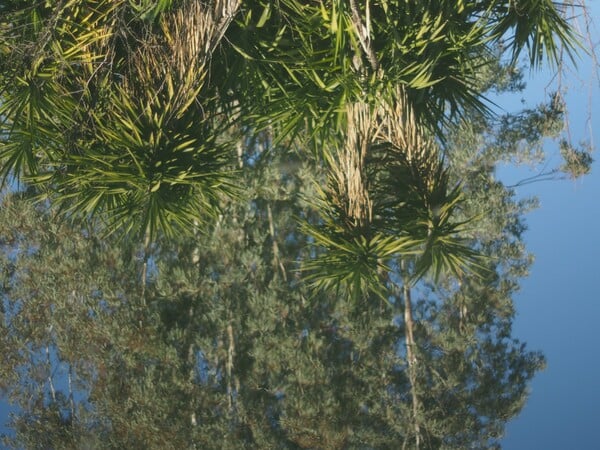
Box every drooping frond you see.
[0,0,242,240]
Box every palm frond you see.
[302,221,419,301]
[489,0,581,69]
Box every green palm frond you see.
[0,0,120,180]
[302,220,419,301]
[129,0,174,22]
[490,0,581,69]
[0,0,240,240]
[0,0,583,249]
[368,116,491,284]
[38,81,236,239]
[410,182,490,283]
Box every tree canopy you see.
[0,1,593,448]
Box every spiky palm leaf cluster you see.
[0,0,582,276]
[304,91,485,298]
[0,0,241,239]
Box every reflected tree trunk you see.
[401,260,421,449]
[227,322,235,412]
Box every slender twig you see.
[505,169,562,188]
[68,364,75,421]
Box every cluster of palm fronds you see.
[0,0,582,288]
[0,0,241,239]
[304,90,485,298]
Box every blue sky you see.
[2,4,600,447]
[502,158,600,449]
[501,4,600,447]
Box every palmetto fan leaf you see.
[302,221,419,301]
[301,95,481,298]
[489,0,581,68]
[0,0,241,240]
[38,83,235,239]
[0,0,112,181]
[372,137,488,284]
[409,182,489,283]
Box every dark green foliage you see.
[559,140,593,179]
[0,0,582,239]
[0,1,591,448]
[1,135,546,448]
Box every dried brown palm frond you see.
[376,88,441,195]
[371,88,488,282]
[161,0,241,80]
[122,0,241,115]
[326,101,375,230]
